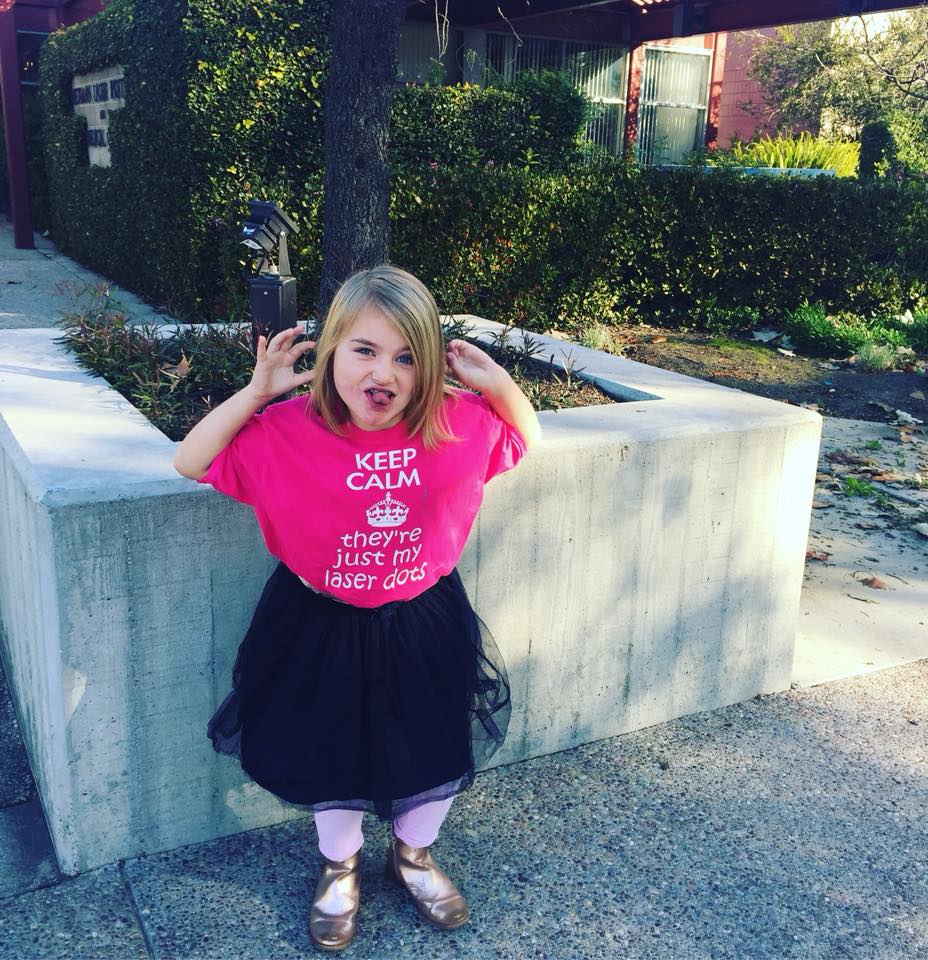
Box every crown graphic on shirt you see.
[366,492,409,528]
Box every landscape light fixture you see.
[238,199,301,362]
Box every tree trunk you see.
[314,0,407,329]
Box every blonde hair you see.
[307,264,460,450]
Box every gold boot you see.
[384,836,470,930]
[308,849,361,951]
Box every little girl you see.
[173,264,540,951]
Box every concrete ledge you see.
[0,321,822,874]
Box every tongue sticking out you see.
[367,389,392,408]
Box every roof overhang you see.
[407,0,928,42]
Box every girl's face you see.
[333,306,417,431]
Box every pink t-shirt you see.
[197,387,527,607]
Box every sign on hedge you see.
[71,67,125,166]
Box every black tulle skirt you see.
[207,561,511,821]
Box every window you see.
[397,21,461,85]
[637,46,712,165]
[486,34,629,156]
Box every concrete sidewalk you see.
[1,659,926,960]
[0,222,170,330]
[1,221,926,958]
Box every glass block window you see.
[637,46,712,166]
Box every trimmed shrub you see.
[860,113,928,182]
[859,120,895,180]
[392,162,928,333]
[886,110,928,180]
[391,70,589,171]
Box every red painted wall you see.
[715,29,779,146]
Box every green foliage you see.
[464,326,607,412]
[747,12,928,136]
[886,110,928,180]
[40,8,588,319]
[55,281,603,434]
[854,341,897,371]
[859,121,894,180]
[390,70,589,171]
[35,5,928,336]
[887,308,928,353]
[39,0,330,318]
[393,161,928,334]
[859,113,928,182]
[783,301,925,359]
[725,133,859,177]
[843,475,876,497]
[51,281,258,440]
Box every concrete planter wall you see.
[0,319,822,874]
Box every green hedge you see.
[391,161,928,331]
[391,70,589,170]
[40,0,329,318]
[859,112,928,182]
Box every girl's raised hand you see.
[445,339,505,394]
[249,327,317,402]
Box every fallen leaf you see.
[161,356,191,378]
[805,550,830,562]
[811,500,834,508]
[651,335,667,343]
[868,400,895,413]
[853,572,887,589]
[827,448,873,466]
[911,390,925,400]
